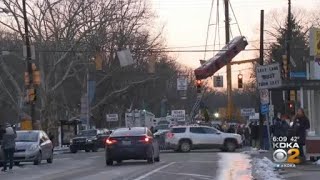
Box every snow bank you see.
[315,159,320,165]
[253,157,283,180]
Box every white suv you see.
[165,125,242,152]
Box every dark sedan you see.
[105,127,160,166]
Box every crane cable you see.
[204,0,215,60]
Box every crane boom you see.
[194,36,248,80]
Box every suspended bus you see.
[194,36,248,80]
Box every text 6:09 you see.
[273,136,287,142]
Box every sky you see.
[150,0,318,88]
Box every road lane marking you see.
[55,158,72,161]
[88,156,101,159]
[132,162,176,180]
[157,171,214,179]
[185,160,217,163]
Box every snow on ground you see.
[241,146,270,155]
[216,153,253,180]
[314,159,320,165]
[252,157,283,180]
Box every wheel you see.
[14,162,20,166]
[225,140,237,152]
[154,156,160,162]
[116,160,122,164]
[47,151,53,164]
[33,152,42,165]
[70,148,77,153]
[147,148,154,163]
[179,140,191,152]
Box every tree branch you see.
[91,76,159,111]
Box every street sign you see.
[106,114,118,122]
[260,89,269,104]
[290,72,306,78]
[309,28,320,56]
[172,110,185,121]
[256,63,282,89]
[269,104,274,117]
[261,104,269,114]
[177,77,188,91]
[240,108,255,116]
[213,76,223,87]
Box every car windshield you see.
[155,125,169,130]
[112,128,145,136]
[78,130,97,136]
[16,131,39,142]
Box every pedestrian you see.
[244,123,251,146]
[250,120,259,149]
[1,123,17,172]
[273,113,290,138]
[149,126,155,134]
[262,120,270,150]
[291,108,310,162]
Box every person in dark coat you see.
[291,108,310,160]
[1,124,17,172]
[250,121,259,149]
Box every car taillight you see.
[139,136,151,143]
[167,132,174,138]
[106,138,117,145]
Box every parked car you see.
[105,127,160,165]
[14,130,53,165]
[69,129,109,153]
[165,125,242,152]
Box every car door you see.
[148,130,159,157]
[39,132,48,159]
[189,127,207,148]
[40,131,52,159]
[202,127,223,148]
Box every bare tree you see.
[0,0,167,129]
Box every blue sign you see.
[261,104,269,114]
[290,72,306,78]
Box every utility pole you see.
[23,0,36,129]
[224,0,232,121]
[286,0,292,115]
[259,10,264,149]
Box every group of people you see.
[240,108,310,162]
[0,123,17,172]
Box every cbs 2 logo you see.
[273,148,300,164]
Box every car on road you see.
[13,130,53,165]
[165,125,242,152]
[154,124,169,134]
[70,129,110,153]
[105,127,160,165]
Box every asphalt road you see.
[0,149,223,180]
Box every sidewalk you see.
[53,146,70,155]
[243,147,320,180]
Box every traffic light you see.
[288,101,295,115]
[196,80,202,93]
[25,88,36,103]
[238,74,243,88]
